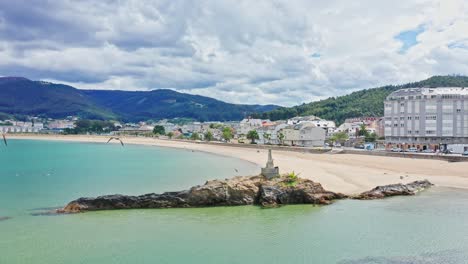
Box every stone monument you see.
[261,149,280,179]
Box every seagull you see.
[107,137,124,146]
[1,133,7,146]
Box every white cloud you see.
[0,0,467,106]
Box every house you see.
[281,123,325,147]
[237,118,264,136]
[256,122,288,145]
[287,116,336,136]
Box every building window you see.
[425,116,437,120]
[394,124,398,127]
[400,124,405,127]
[400,103,405,106]
[408,116,412,120]
[408,130,412,134]
[400,117,405,120]
[426,130,436,134]
[457,109,461,113]
[414,130,419,134]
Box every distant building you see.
[287,116,336,137]
[0,120,43,133]
[281,123,325,147]
[384,87,468,153]
[336,117,381,138]
[238,118,264,135]
[47,120,75,130]
[256,122,288,145]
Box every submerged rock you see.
[57,175,346,213]
[354,180,433,200]
[0,216,12,221]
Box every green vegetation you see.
[365,132,378,143]
[0,121,13,126]
[263,133,271,144]
[204,131,213,141]
[0,77,116,120]
[256,76,468,124]
[358,124,378,142]
[167,132,174,139]
[284,171,300,186]
[63,120,115,134]
[278,132,285,145]
[246,130,259,144]
[222,127,233,142]
[190,132,200,140]
[0,77,278,122]
[329,132,349,143]
[152,125,165,135]
[209,123,223,129]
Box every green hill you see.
[0,77,278,122]
[256,75,468,124]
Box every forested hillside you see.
[256,76,468,124]
[0,77,278,122]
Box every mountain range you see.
[0,77,278,122]
[255,75,468,124]
[2,75,468,123]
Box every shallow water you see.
[1,140,467,263]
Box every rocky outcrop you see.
[258,178,347,207]
[0,216,11,221]
[353,180,433,200]
[57,175,346,213]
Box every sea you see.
[1,139,468,264]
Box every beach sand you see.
[9,134,468,194]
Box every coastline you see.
[9,134,468,194]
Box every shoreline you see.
[9,134,468,195]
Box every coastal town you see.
[2,86,468,155]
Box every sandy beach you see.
[9,134,468,194]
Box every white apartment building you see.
[384,87,468,152]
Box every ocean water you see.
[1,140,468,264]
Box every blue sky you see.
[395,26,425,53]
[0,0,467,106]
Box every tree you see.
[190,132,200,140]
[263,133,271,144]
[67,119,115,134]
[246,130,259,144]
[330,132,349,143]
[153,125,165,135]
[167,132,174,139]
[358,124,369,137]
[204,131,213,141]
[365,132,377,142]
[278,132,285,145]
[222,127,233,142]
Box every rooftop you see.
[387,87,468,100]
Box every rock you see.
[354,180,433,200]
[258,177,347,207]
[0,216,11,221]
[57,175,345,213]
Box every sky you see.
[0,0,467,106]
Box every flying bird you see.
[107,137,124,146]
[2,133,7,146]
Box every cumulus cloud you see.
[0,0,467,106]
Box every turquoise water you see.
[1,140,468,263]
